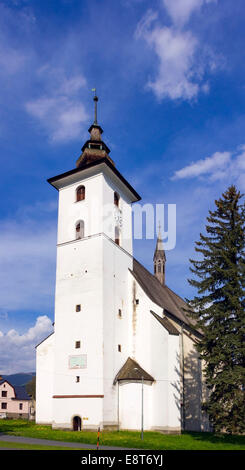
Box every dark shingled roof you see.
[131,258,197,330]
[13,386,31,401]
[113,357,154,385]
[150,310,179,335]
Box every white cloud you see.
[136,9,216,101]
[149,26,198,100]
[136,0,219,101]
[0,316,53,374]
[26,96,88,143]
[172,151,231,179]
[162,0,217,27]
[6,316,52,345]
[26,69,89,143]
[171,147,245,190]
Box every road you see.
[0,433,136,450]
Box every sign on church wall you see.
[68,354,87,369]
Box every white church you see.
[36,95,209,433]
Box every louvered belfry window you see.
[76,185,85,202]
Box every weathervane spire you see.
[154,220,166,285]
[92,88,98,125]
[158,221,161,237]
[75,89,115,168]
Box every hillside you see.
[1,373,36,386]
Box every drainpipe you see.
[117,381,120,432]
[141,376,144,440]
[181,323,185,432]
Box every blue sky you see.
[0,0,245,374]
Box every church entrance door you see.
[73,416,82,431]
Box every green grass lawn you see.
[0,419,244,450]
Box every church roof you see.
[113,357,154,384]
[150,310,179,335]
[131,258,198,332]
[47,157,141,202]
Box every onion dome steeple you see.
[76,89,114,168]
[153,223,166,285]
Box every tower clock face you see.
[114,208,123,228]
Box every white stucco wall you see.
[102,236,133,427]
[119,382,152,430]
[36,333,54,424]
[52,397,103,430]
[127,272,181,432]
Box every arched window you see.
[154,263,156,274]
[76,185,85,202]
[115,226,120,246]
[75,220,84,240]
[158,261,161,273]
[114,191,120,207]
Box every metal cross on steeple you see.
[92,88,98,125]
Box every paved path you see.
[0,434,135,450]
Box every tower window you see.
[76,220,85,240]
[154,263,156,274]
[76,305,81,312]
[114,191,120,207]
[76,185,85,202]
[118,344,121,352]
[75,341,81,349]
[135,299,139,305]
[76,376,80,383]
[158,262,161,273]
[115,226,120,246]
[118,309,122,318]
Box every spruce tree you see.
[187,185,245,434]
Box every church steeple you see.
[153,223,166,285]
[76,90,114,168]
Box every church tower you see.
[37,93,141,430]
[154,224,166,285]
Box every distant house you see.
[0,376,32,419]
